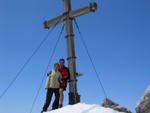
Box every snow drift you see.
[44,103,125,113]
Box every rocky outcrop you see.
[101,98,132,113]
[135,85,150,113]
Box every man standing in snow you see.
[41,63,62,113]
[59,58,70,108]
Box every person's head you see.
[54,63,59,71]
[59,58,65,67]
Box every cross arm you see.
[43,2,97,29]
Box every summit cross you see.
[43,0,97,105]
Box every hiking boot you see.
[41,110,46,113]
[59,104,63,108]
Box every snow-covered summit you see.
[44,103,125,113]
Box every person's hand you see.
[61,78,67,81]
[47,71,52,76]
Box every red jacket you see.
[59,66,69,87]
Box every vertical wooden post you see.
[63,0,80,104]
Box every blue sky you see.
[0,0,150,113]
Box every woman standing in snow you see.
[41,63,62,113]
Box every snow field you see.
[44,103,125,113]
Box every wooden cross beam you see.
[43,2,97,28]
[43,0,97,105]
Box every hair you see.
[59,58,65,62]
[54,63,59,66]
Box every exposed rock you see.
[135,85,150,113]
[101,98,132,113]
